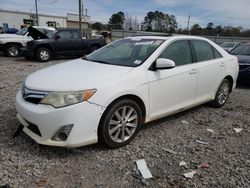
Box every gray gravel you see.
[0,54,250,188]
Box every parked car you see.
[21,27,107,62]
[0,26,55,57]
[3,28,19,34]
[220,42,241,52]
[16,35,239,148]
[230,43,250,83]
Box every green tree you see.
[190,24,202,35]
[108,11,125,30]
[143,11,177,32]
[92,22,104,31]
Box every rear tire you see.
[98,99,142,148]
[36,47,51,62]
[210,79,231,108]
[5,44,20,57]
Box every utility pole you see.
[35,0,39,26]
[187,15,190,35]
[79,0,82,36]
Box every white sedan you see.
[15,35,239,148]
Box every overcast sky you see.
[1,0,250,29]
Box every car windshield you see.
[16,27,28,36]
[46,30,57,38]
[230,44,250,55]
[84,38,164,67]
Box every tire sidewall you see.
[99,99,142,148]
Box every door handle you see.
[189,69,197,74]
[220,62,225,67]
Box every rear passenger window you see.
[192,40,214,62]
[158,40,192,66]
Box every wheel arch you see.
[224,75,234,93]
[4,42,23,48]
[97,94,147,133]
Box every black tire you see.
[98,99,142,148]
[5,44,20,57]
[210,79,231,108]
[36,47,51,62]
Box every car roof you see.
[127,35,211,41]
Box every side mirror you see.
[55,35,60,40]
[155,58,175,70]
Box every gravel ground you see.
[0,54,250,188]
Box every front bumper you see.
[15,89,105,148]
[21,48,35,57]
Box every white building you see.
[0,9,90,30]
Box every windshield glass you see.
[85,38,164,67]
[221,42,235,48]
[46,30,57,38]
[230,44,250,55]
[16,27,28,36]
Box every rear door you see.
[147,40,198,119]
[190,40,225,103]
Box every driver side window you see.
[158,40,192,66]
[57,31,72,40]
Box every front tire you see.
[210,79,231,108]
[36,47,51,62]
[5,44,20,57]
[98,99,142,148]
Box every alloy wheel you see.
[108,106,138,143]
[217,81,230,105]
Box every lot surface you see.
[0,54,250,188]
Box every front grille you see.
[27,123,42,136]
[22,86,48,105]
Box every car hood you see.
[0,33,27,39]
[235,55,250,64]
[25,59,134,91]
[27,26,49,40]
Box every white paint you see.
[16,35,239,148]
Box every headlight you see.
[40,89,96,108]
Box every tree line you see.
[91,11,250,37]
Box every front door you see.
[54,30,73,57]
[147,40,198,120]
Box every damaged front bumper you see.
[15,89,106,148]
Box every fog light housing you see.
[51,124,73,141]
